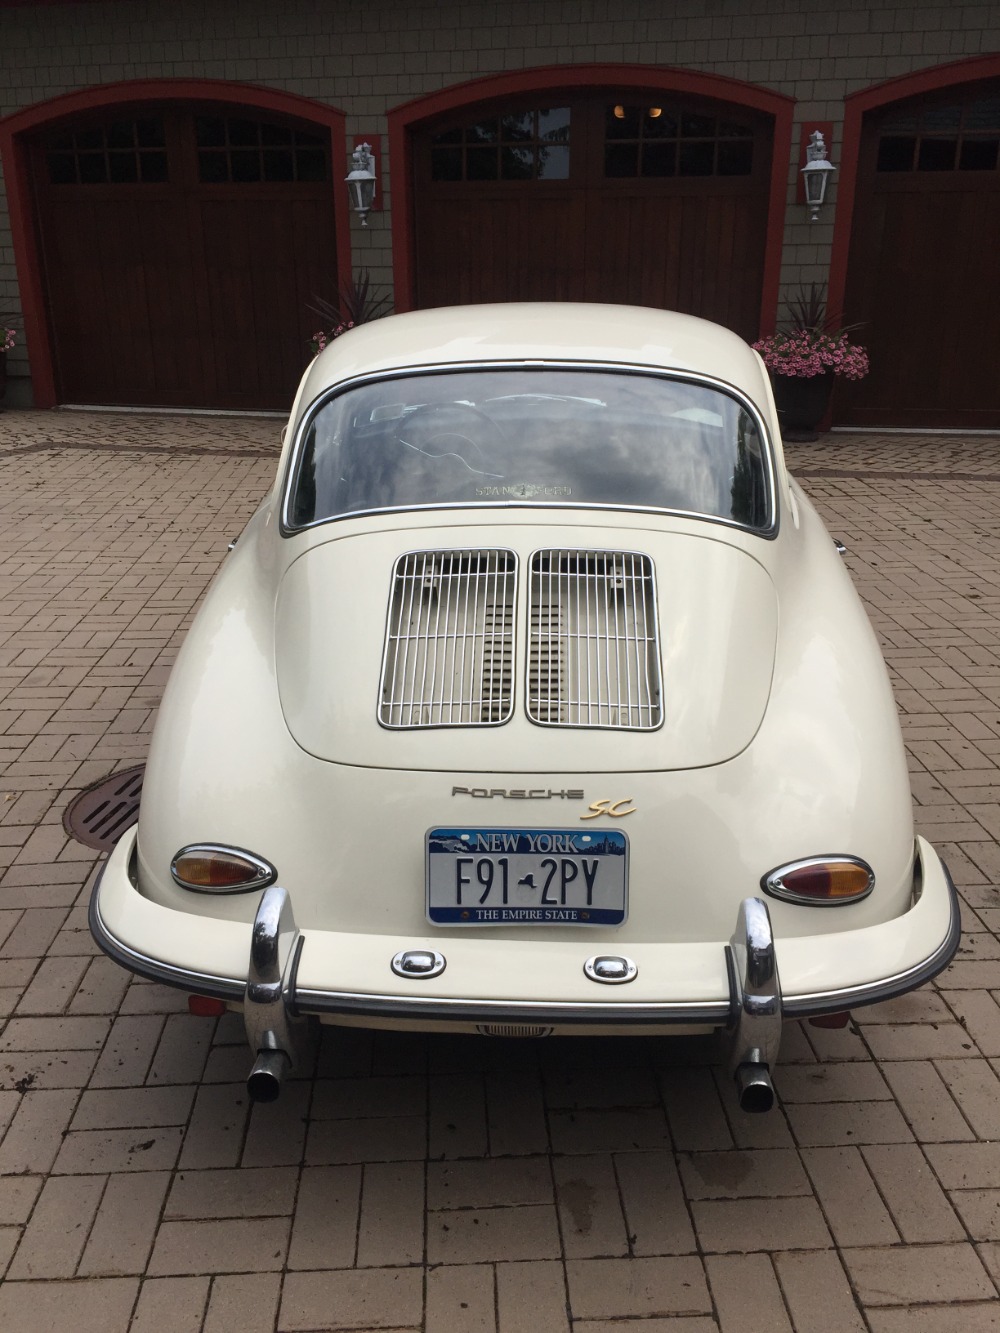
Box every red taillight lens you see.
[763,857,874,905]
[171,845,275,893]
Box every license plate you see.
[426,828,628,926]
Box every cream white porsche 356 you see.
[91,303,960,1111]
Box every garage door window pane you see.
[196,117,226,147]
[264,149,295,182]
[607,105,641,139]
[500,146,533,180]
[501,111,533,138]
[881,109,920,133]
[195,115,328,183]
[107,120,134,149]
[139,152,168,183]
[605,142,639,177]
[644,109,677,139]
[967,96,1000,129]
[137,118,166,147]
[877,135,916,172]
[877,91,1000,174]
[429,108,571,181]
[959,136,999,170]
[717,139,754,175]
[918,138,958,171]
[44,117,169,186]
[78,155,106,184]
[198,152,228,184]
[228,118,259,147]
[679,141,715,176]
[467,148,497,180]
[231,150,261,182]
[604,103,752,178]
[538,108,570,140]
[109,152,138,183]
[642,142,675,177]
[431,146,463,181]
[537,145,569,179]
[922,104,961,132]
[261,122,293,146]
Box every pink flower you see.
[752,330,869,380]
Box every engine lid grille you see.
[527,549,662,729]
[380,549,517,727]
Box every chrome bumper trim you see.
[89,861,245,1003]
[244,884,305,1066]
[782,859,961,1017]
[725,896,782,1066]
[89,865,728,1024]
[294,987,730,1025]
[89,854,961,1027]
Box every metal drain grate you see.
[63,764,144,851]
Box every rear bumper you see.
[91,830,959,1030]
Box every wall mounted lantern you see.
[346,142,377,227]
[801,130,836,222]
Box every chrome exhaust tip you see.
[247,1048,290,1103]
[734,1061,775,1114]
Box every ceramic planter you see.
[770,370,835,441]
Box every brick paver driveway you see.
[1,410,999,1332]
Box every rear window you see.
[286,367,772,531]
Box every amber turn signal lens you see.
[762,857,874,906]
[171,845,275,893]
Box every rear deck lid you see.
[274,523,778,772]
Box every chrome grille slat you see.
[527,549,662,730]
[380,550,517,728]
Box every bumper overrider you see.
[91,832,960,1111]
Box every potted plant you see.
[752,285,869,441]
[0,323,15,408]
[308,269,392,356]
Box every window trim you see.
[279,359,779,540]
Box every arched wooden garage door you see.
[30,103,337,410]
[411,91,775,341]
[838,80,1000,429]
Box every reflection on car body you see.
[90,303,960,1113]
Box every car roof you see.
[296,302,772,410]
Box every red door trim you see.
[0,78,351,409]
[388,63,794,334]
[829,54,1000,331]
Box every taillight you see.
[762,856,874,906]
[170,844,276,893]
